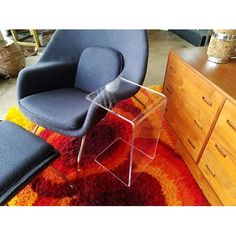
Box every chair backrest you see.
[39,30,149,90]
[74,46,124,93]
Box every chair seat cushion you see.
[74,46,124,92]
[19,88,91,131]
[0,121,59,205]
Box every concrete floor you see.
[144,30,192,86]
[0,30,192,119]
[0,56,40,118]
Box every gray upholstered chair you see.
[17,30,149,168]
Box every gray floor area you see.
[0,30,192,119]
[144,30,192,86]
[0,56,40,119]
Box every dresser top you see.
[171,47,236,102]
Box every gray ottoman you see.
[0,121,59,205]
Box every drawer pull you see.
[166,86,172,94]
[187,138,196,149]
[206,164,216,177]
[215,144,227,158]
[202,96,212,107]
[227,119,236,131]
[194,119,203,130]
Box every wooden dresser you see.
[163,47,236,205]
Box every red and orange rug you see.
[5,86,209,206]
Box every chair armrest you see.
[75,78,138,136]
[17,61,77,99]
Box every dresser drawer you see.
[199,100,236,205]
[163,52,224,161]
[164,85,205,160]
[199,138,236,205]
[165,52,224,129]
[210,100,236,167]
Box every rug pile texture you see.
[5,86,209,206]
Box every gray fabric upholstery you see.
[17,30,148,136]
[0,121,59,205]
[19,88,90,131]
[74,47,124,93]
[17,61,77,99]
[38,30,148,85]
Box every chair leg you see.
[30,29,41,51]
[77,135,86,171]
[10,30,19,42]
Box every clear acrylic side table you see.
[86,77,167,187]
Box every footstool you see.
[0,121,59,205]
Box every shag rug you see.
[5,86,209,206]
